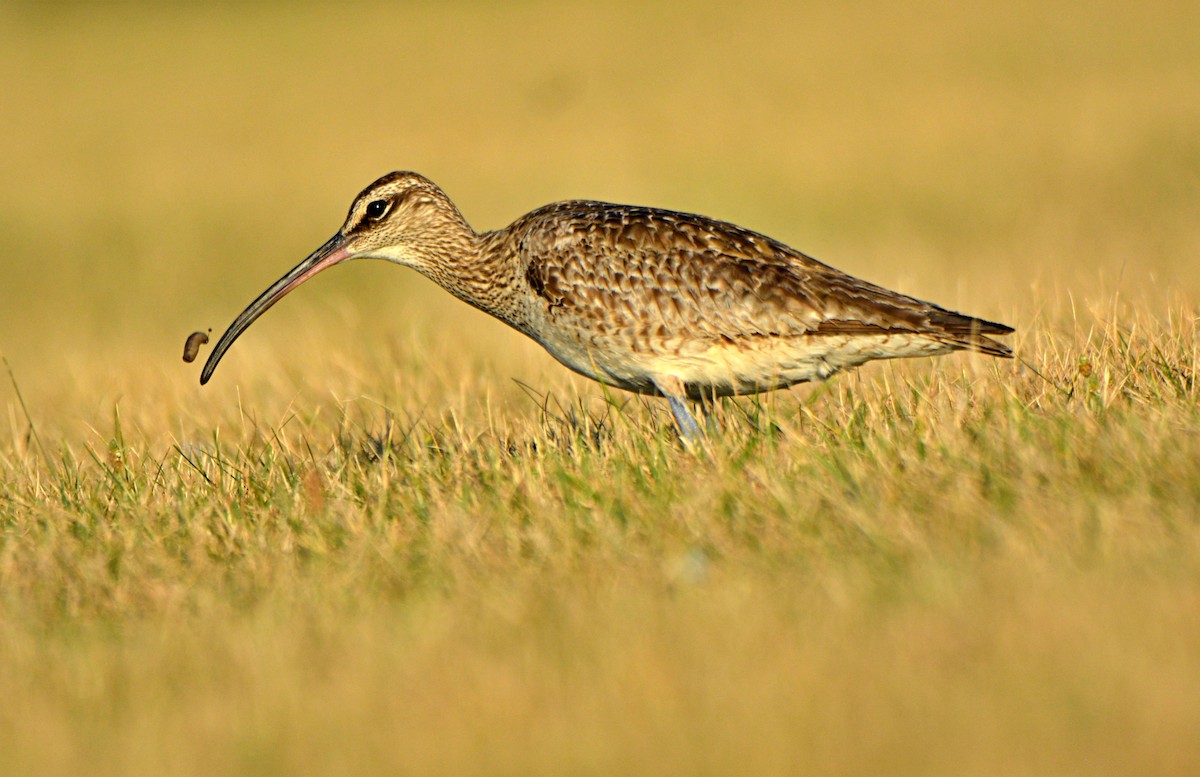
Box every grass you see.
[2,1,1199,775]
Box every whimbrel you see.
[201,172,1013,439]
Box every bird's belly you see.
[532,329,951,399]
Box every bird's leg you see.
[697,390,722,436]
[668,396,704,442]
[653,376,704,444]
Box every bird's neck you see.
[415,224,524,322]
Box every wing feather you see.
[511,201,1012,357]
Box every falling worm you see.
[182,330,211,363]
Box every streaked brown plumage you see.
[201,171,1013,439]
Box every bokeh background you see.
[2,0,1197,440]
[3,4,1200,775]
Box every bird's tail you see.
[928,310,1014,358]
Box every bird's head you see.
[339,171,473,266]
[200,171,473,385]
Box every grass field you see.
[2,1,1199,774]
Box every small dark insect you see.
[182,330,211,363]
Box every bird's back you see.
[487,200,1011,397]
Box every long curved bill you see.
[200,233,350,385]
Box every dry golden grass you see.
[1,1,1199,775]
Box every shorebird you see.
[201,172,1013,440]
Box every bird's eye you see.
[365,199,391,220]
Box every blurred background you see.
[1,0,1197,437]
